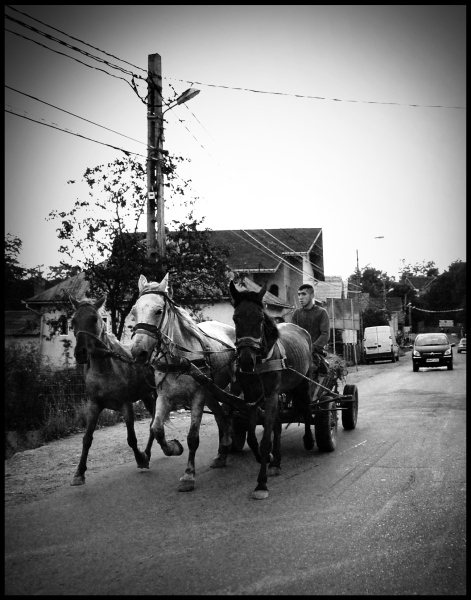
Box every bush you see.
[5,342,47,430]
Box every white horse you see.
[130,274,237,492]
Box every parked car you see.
[363,325,399,364]
[457,338,466,353]
[411,333,455,372]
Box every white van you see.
[363,325,399,364]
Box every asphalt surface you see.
[5,349,466,595]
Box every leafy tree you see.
[422,260,466,329]
[399,259,439,279]
[48,156,230,339]
[347,266,394,299]
[4,233,35,309]
[361,306,389,329]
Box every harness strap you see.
[253,339,288,374]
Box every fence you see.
[5,366,91,431]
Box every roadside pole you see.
[146,53,163,264]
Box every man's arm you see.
[312,310,330,348]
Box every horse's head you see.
[131,274,169,365]
[229,280,279,373]
[69,295,107,364]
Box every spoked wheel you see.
[230,417,247,452]
[314,397,337,452]
[341,384,358,430]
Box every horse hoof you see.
[137,453,150,469]
[70,476,85,486]
[268,466,281,477]
[178,480,195,492]
[303,435,315,451]
[252,489,269,500]
[170,439,184,456]
[210,456,227,469]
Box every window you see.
[58,315,69,336]
[269,284,279,297]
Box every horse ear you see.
[156,273,169,293]
[138,275,148,294]
[257,282,267,303]
[229,280,240,302]
[95,296,106,310]
[66,291,80,310]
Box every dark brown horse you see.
[229,280,313,500]
[130,274,237,492]
[69,295,156,486]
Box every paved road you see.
[5,351,466,595]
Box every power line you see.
[6,85,146,146]
[5,5,147,74]
[5,14,144,80]
[5,27,145,102]
[167,76,466,110]
[6,8,465,111]
[5,108,147,159]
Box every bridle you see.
[72,305,108,355]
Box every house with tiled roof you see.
[404,276,436,298]
[206,228,325,306]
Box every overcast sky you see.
[5,5,466,282]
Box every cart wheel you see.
[230,417,247,452]
[341,384,358,430]
[314,397,337,452]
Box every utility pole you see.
[147,53,164,263]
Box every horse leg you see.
[151,398,184,458]
[142,395,156,462]
[122,403,149,469]
[293,378,314,451]
[207,398,232,469]
[253,396,277,500]
[178,393,205,492]
[268,415,282,477]
[71,402,102,486]
[245,408,262,463]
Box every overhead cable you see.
[6,85,146,146]
[5,27,145,102]
[5,5,147,74]
[5,108,147,159]
[167,77,466,110]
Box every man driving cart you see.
[289,283,330,378]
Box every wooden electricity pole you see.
[146,53,164,262]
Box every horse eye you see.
[156,308,163,316]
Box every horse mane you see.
[263,312,280,346]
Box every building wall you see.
[198,301,234,325]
